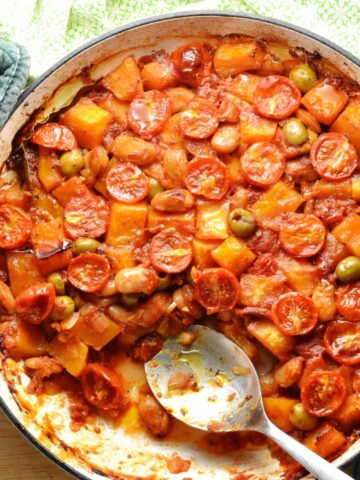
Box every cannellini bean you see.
[151,189,194,212]
[161,147,188,189]
[97,278,118,297]
[81,146,109,183]
[111,134,155,166]
[138,394,171,437]
[115,267,159,295]
[211,125,240,154]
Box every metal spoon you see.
[145,324,352,480]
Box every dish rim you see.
[1,9,360,479]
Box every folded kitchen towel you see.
[0,38,30,127]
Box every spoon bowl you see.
[145,324,352,480]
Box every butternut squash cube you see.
[147,207,195,235]
[37,247,73,277]
[330,99,360,150]
[240,105,277,144]
[4,319,48,359]
[332,212,360,256]
[52,177,89,207]
[103,245,136,271]
[211,237,256,276]
[301,80,348,125]
[264,397,299,432]
[247,320,295,360]
[252,181,303,220]
[30,218,64,258]
[72,306,121,350]
[312,279,336,322]
[196,202,229,240]
[37,148,64,192]
[192,239,221,268]
[50,334,88,377]
[214,41,264,77]
[275,251,319,297]
[229,74,261,104]
[101,55,143,101]
[6,251,45,297]
[61,98,112,149]
[106,202,147,247]
[239,274,287,308]
[304,423,346,458]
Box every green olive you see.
[47,272,65,295]
[73,238,101,254]
[336,256,360,283]
[283,118,308,146]
[228,208,256,238]
[60,149,84,177]
[119,293,140,308]
[156,273,171,291]
[50,296,75,321]
[289,403,318,431]
[148,178,164,200]
[289,63,317,93]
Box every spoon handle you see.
[262,419,352,480]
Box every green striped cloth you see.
[0,0,359,79]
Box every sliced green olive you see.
[156,273,171,291]
[283,118,308,146]
[336,256,360,283]
[60,149,84,177]
[47,272,65,295]
[289,63,317,93]
[148,178,164,200]
[50,295,75,321]
[289,403,318,431]
[119,293,140,308]
[228,208,256,238]
[73,238,101,254]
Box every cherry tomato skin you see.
[64,194,110,240]
[336,284,360,322]
[310,133,358,181]
[31,123,78,150]
[106,162,149,203]
[324,321,360,365]
[81,364,129,411]
[279,213,326,258]
[180,97,220,139]
[67,253,111,293]
[272,292,318,336]
[128,90,172,137]
[184,156,230,200]
[301,370,347,417]
[0,204,32,249]
[170,42,212,87]
[240,142,285,188]
[15,283,56,324]
[194,268,239,314]
[150,231,193,274]
[254,75,301,120]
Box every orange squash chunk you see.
[301,80,348,125]
[247,320,295,360]
[239,274,287,308]
[50,333,88,377]
[304,423,346,458]
[214,41,264,77]
[147,207,195,235]
[61,98,112,149]
[252,181,303,220]
[37,148,64,192]
[6,251,45,296]
[196,202,229,240]
[106,202,147,247]
[211,237,256,276]
[263,397,299,432]
[332,212,360,256]
[102,55,143,101]
[192,239,221,268]
[52,177,89,207]
[330,99,360,150]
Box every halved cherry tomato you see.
[0,204,32,249]
[68,253,111,292]
[127,90,172,137]
[150,231,193,273]
[81,363,129,411]
[170,42,212,87]
[272,292,318,336]
[31,123,78,151]
[194,268,239,314]
[240,142,285,187]
[279,213,326,258]
[180,97,219,139]
[106,162,149,203]
[184,156,230,200]
[15,283,56,324]
[310,133,358,181]
[254,75,301,120]
[336,284,360,322]
[324,321,360,365]
[64,193,110,240]
[301,370,347,417]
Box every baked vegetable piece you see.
[1,35,359,468]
